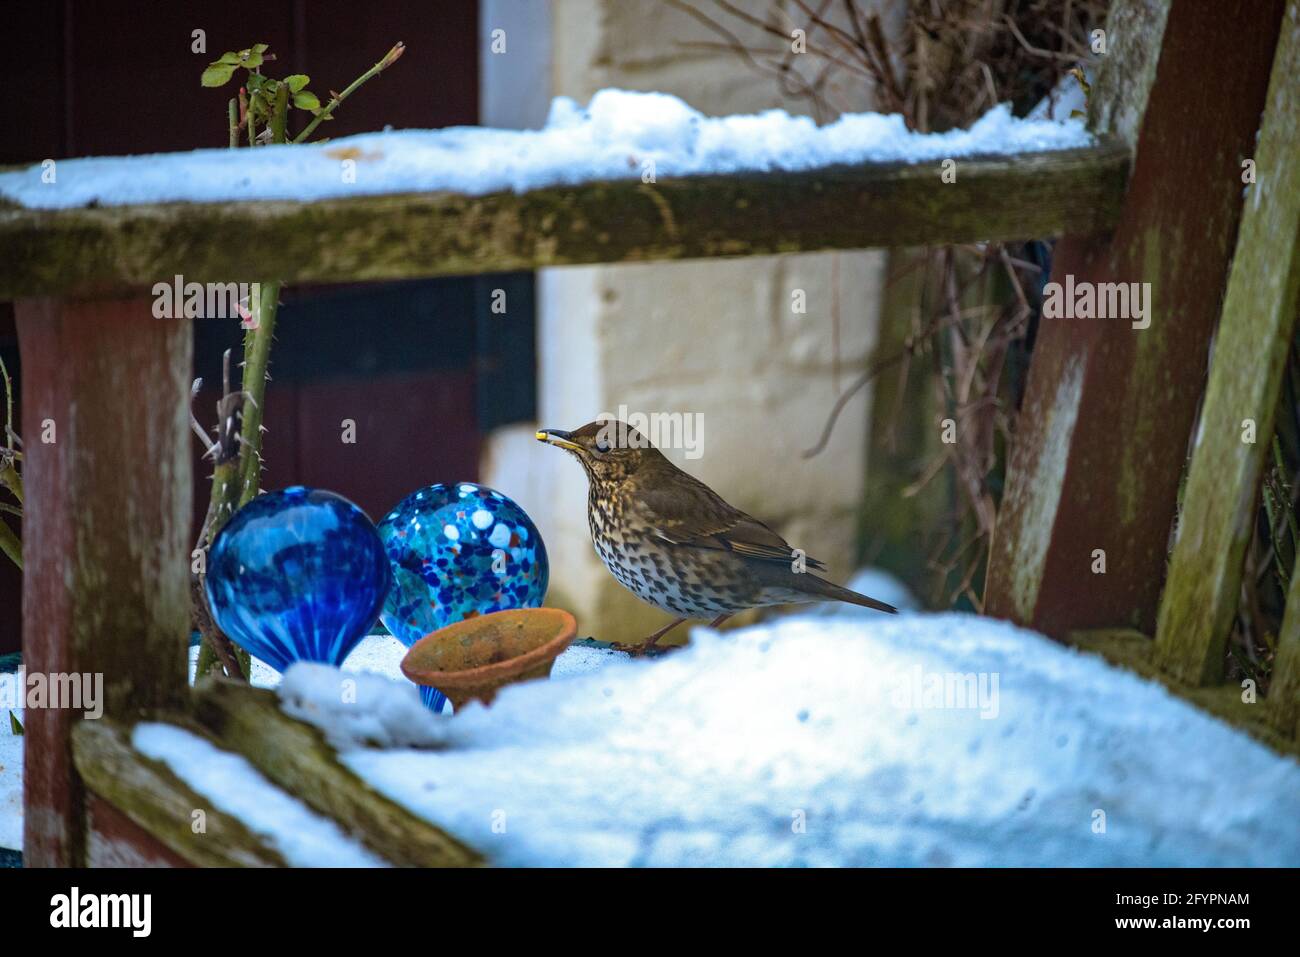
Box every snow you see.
[550,641,630,678]
[0,634,608,852]
[275,639,630,751]
[187,631,612,715]
[280,664,444,751]
[0,91,1092,211]
[281,611,1300,867]
[9,584,1299,865]
[0,724,20,852]
[132,723,385,867]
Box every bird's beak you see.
[536,428,583,453]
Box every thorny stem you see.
[0,354,20,571]
[246,83,259,147]
[192,575,245,682]
[227,97,239,148]
[292,42,405,143]
[194,287,278,683]
[236,282,281,508]
[1,353,13,452]
[196,42,404,676]
[269,81,289,146]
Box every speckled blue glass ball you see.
[205,486,392,672]
[378,482,549,645]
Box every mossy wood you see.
[192,678,483,867]
[16,296,192,865]
[1269,569,1300,736]
[72,720,289,867]
[0,145,1129,300]
[985,0,1286,639]
[1154,1,1300,686]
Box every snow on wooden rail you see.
[72,684,483,867]
[0,142,1129,300]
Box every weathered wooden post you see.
[1153,0,1300,688]
[984,0,1285,637]
[17,296,191,866]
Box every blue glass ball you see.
[205,486,392,672]
[378,482,549,646]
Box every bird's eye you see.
[594,437,611,453]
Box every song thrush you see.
[537,419,897,654]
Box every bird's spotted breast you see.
[588,487,754,617]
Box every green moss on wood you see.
[72,719,289,867]
[0,144,1129,300]
[985,1,1285,640]
[193,678,483,867]
[1154,6,1300,685]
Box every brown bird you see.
[537,419,897,654]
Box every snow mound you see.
[0,91,1091,210]
[132,723,385,867]
[279,663,446,750]
[280,612,1300,867]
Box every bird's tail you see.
[798,575,898,614]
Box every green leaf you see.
[251,43,269,53]
[201,63,238,87]
[218,50,242,64]
[285,74,310,93]
[292,91,321,111]
[240,51,264,69]
[8,711,21,736]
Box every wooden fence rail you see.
[0,145,1128,300]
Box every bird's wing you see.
[637,472,827,570]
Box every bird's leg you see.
[707,614,732,628]
[613,617,687,656]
